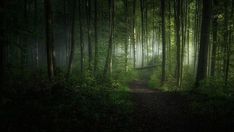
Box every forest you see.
[1,0,234,131]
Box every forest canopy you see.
[1,0,234,89]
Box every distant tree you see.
[140,0,144,67]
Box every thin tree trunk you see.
[187,1,190,65]
[174,0,181,87]
[145,0,149,63]
[86,0,92,69]
[104,0,114,78]
[161,0,166,84]
[34,0,39,68]
[132,0,136,68]
[168,0,172,73]
[140,0,144,67]
[210,15,218,77]
[94,0,98,74]
[224,0,233,84]
[124,0,129,72]
[78,0,84,75]
[44,0,55,80]
[67,0,76,76]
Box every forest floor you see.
[1,78,234,132]
[128,80,234,132]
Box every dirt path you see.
[128,80,234,132]
[129,80,191,132]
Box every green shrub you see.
[1,74,133,131]
[148,70,161,89]
[198,77,232,97]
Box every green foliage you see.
[0,75,133,131]
[181,65,195,91]
[198,77,234,97]
[189,93,234,117]
[113,70,139,84]
[148,69,177,91]
[148,70,161,89]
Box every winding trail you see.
[129,80,193,132]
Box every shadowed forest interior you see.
[1,0,234,131]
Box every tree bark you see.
[78,0,84,75]
[174,0,181,87]
[67,0,76,77]
[86,0,92,69]
[94,0,98,74]
[124,0,129,72]
[161,0,166,84]
[44,0,55,80]
[195,0,212,87]
[104,0,114,78]
[132,0,136,68]
[210,15,218,77]
[140,0,144,67]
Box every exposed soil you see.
[128,80,234,132]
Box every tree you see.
[67,0,76,76]
[44,0,55,80]
[140,0,144,67]
[86,0,92,69]
[195,0,212,87]
[104,0,114,78]
[78,0,84,74]
[210,0,218,77]
[94,0,98,74]
[132,0,136,68]
[174,0,181,87]
[124,0,129,72]
[161,0,166,84]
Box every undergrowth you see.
[0,74,133,132]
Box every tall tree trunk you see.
[180,0,186,88]
[210,15,218,77]
[145,0,149,63]
[195,0,212,87]
[174,0,181,87]
[86,0,92,69]
[34,0,39,68]
[67,0,76,76]
[161,0,166,84]
[224,0,233,84]
[0,32,3,81]
[94,0,98,74]
[193,0,201,75]
[104,0,114,78]
[168,0,172,73]
[132,0,136,68]
[124,0,129,72]
[140,0,144,67]
[44,0,55,80]
[187,2,190,65]
[78,0,84,75]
